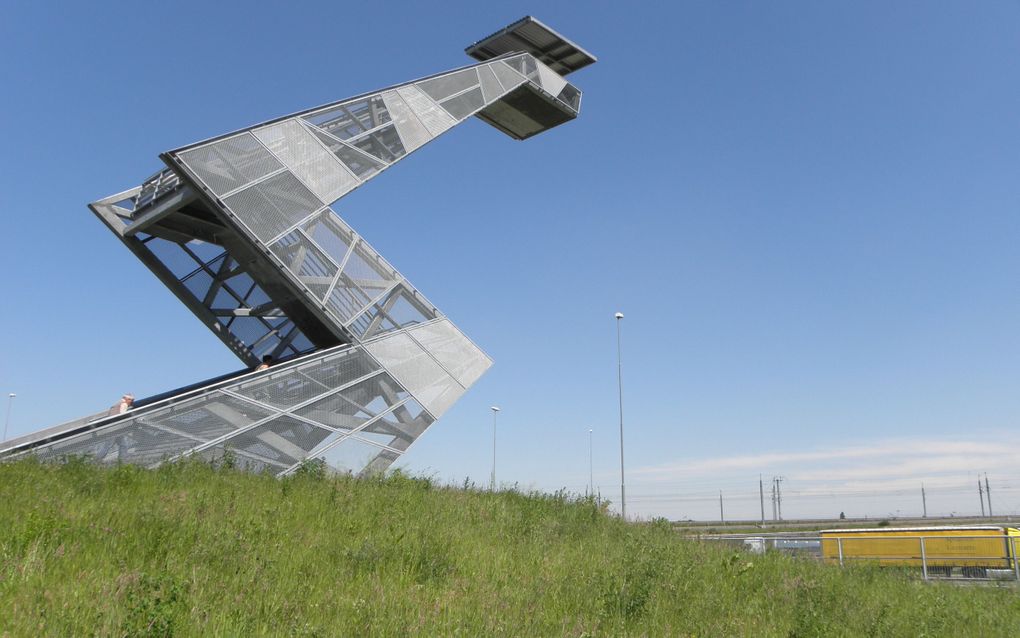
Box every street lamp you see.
[490,406,500,490]
[615,311,626,519]
[588,428,594,495]
[3,393,15,442]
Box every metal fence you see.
[700,534,1020,582]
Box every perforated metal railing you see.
[502,53,582,112]
[134,168,183,211]
[0,325,475,476]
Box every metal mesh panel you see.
[382,289,436,328]
[196,446,282,475]
[348,307,397,339]
[344,127,402,163]
[439,87,485,121]
[408,319,492,388]
[294,398,371,432]
[215,416,334,469]
[381,91,433,152]
[178,134,283,196]
[326,282,374,325]
[415,372,465,418]
[345,135,392,164]
[223,172,324,243]
[417,68,480,102]
[303,95,392,141]
[358,374,409,411]
[230,374,328,412]
[491,61,528,93]
[556,83,582,111]
[231,347,380,409]
[293,373,405,432]
[18,347,409,471]
[360,399,434,449]
[522,56,539,80]
[364,332,463,417]
[319,436,389,476]
[343,373,409,413]
[143,393,275,440]
[253,120,359,203]
[477,64,504,104]
[308,127,384,179]
[504,55,526,73]
[303,210,354,264]
[366,124,406,161]
[365,332,438,387]
[26,391,276,467]
[535,64,568,100]
[341,239,396,294]
[351,287,437,339]
[325,239,398,324]
[396,86,456,137]
[382,398,428,425]
[299,347,382,389]
[270,230,339,300]
[504,54,541,82]
[29,421,200,467]
[360,446,401,475]
[352,429,398,449]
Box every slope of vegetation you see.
[1,458,1017,636]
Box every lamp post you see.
[588,428,594,495]
[490,406,500,490]
[615,311,626,519]
[2,393,15,442]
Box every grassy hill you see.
[1,458,1018,636]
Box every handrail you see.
[0,341,356,457]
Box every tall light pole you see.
[490,406,500,490]
[588,428,594,495]
[2,393,15,442]
[615,311,626,519]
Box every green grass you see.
[1,458,1018,636]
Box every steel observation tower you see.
[1,17,595,476]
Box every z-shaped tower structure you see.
[1,17,595,476]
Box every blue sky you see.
[1,1,1018,520]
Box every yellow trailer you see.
[820,526,1020,576]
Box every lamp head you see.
[614,312,624,319]
[7,393,14,398]
[490,406,501,412]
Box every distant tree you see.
[839,511,846,520]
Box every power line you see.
[986,474,993,517]
[979,479,986,517]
